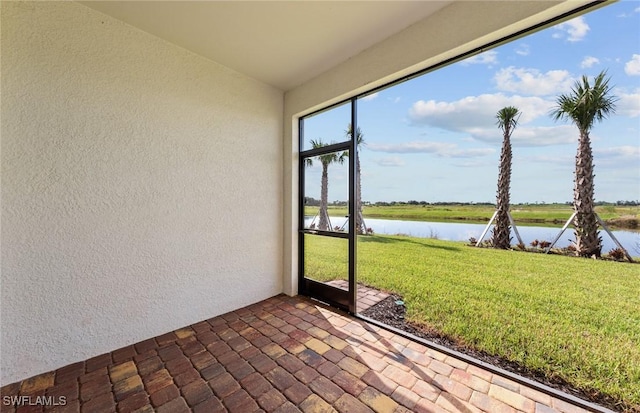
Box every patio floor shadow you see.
[0,294,611,413]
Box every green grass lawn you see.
[304,234,640,410]
[304,203,640,228]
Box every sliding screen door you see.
[299,100,357,313]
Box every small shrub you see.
[608,248,625,261]
[366,227,374,235]
[468,237,478,245]
[539,240,551,249]
[530,239,539,247]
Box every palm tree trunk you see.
[319,163,329,231]
[492,131,512,249]
[355,150,364,234]
[573,131,601,257]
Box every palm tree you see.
[551,70,616,257]
[305,139,346,231]
[492,106,520,249]
[346,124,366,234]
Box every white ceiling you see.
[81,1,452,91]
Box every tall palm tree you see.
[492,106,520,249]
[346,124,366,234]
[551,70,616,257]
[305,139,346,231]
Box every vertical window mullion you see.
[297,120,305,295]
[348,98,358,313]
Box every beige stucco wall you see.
[1,1,283,384]
[282,1,593,296]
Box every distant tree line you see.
[304,197,639,207]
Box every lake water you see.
[305,216,639,256]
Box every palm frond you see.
[550,70,617,133]
[496,106,520,138]
[346,124,365,146]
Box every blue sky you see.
[303,1,640,204]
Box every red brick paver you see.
[325,281,390,312]
[0,295,611,413]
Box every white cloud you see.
[409,93,553,130]
[368,141,494,158]
[460,50,498,66]
[471,125,578,147]
[374,156,405,167]
[618,7,640,17]
[594,146,640,168]
[515,44,530,56]
[369,141,452,153]
[596,146,640,158]
[407,93,583,147]
[617,89,640,117]
[552,16,590,42]
[494,67,575,96]
[624,54,640,76]
[362,92,379,101]
[451,160,494,168]
[447,148,495,158]
[580,56,600,69]
[525,154,572,164]
[516,146,638,171]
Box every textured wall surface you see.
[1,1,283,384]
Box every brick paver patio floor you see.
[1,294,605,413]
[324,281,389,313]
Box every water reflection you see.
[304,216,639,255]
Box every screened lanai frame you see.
[297,1,604,315]
[298,99,359,313]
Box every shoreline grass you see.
[304,234,640,410]
[304,204,640,230]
